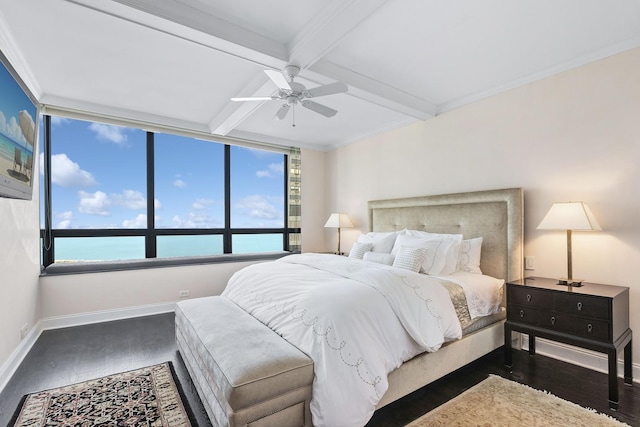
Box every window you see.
[40,115,301,267]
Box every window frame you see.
[40,114,301,274]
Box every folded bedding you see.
[222,253,503,427]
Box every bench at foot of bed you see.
[176,296,314,427]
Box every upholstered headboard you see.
[368,188,523,282]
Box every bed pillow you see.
[390,234,451,275]
[348,242,372,259]
[402,230,463,275]
[356,231,399,254]
[392,246,428,273]
[363,251,395,266]
[456,237,483,274]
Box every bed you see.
[176,187,523,427]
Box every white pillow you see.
[392,246,428,273]
[356,231,399,254]
[390,234,449,275]
[348,242,372,259]
[363,251,395,266]
[456,237,483,274]
[402,230,463,275]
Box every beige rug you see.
[407,375,629,427]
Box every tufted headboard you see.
[368,188,524,282]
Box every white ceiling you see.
[1,0,639,151]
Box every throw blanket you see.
[222,253,462,427]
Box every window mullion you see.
[146,131,156,258]
[223,144,232,253]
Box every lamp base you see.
[557,278,584,287]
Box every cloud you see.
[0,111,29,145]
[171,212,220,228]
[122,213,147,228]
[235,195,279,220]
[78,190,111,216]
[40,153,97,187]
[112,189,146,210]
[50,116,70,126]
[192,198,214,210]
[256,162,284,178]
[55,211,74,229]
[154,199,162,209]
[173,178,186,188]
[88,123,128,145]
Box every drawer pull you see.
[519,310,524,318]
[587,324,593,333]
[526,294,532,303]
[577,302,583,311]
[551,316,556,325]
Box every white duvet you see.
[222,253,464,427]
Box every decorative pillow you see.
[390,234,447,275]
[402,230,463,275]
[348,242,372,259]
[363,251,395,266]
[392,246,428,273]
[356,231,399,254]
[456,237,483,274]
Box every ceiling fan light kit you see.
[231,65,348,127]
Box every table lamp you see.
[324,213,353,255]
[537,201,601,286]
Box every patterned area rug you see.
[407,375,629,427]
[10,362,194,427]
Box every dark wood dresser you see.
[504,276,633,409]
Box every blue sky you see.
[40,117,285,230]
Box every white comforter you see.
[222,253,463,427]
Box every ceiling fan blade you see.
[301,100,337,118]
[264,69,291,90]
[231,96,277,101]
[274,104,291,120]
[305,82,348,98]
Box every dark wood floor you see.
[0,313,637,426]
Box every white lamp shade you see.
[324,213,353,228]
[537,202,601,231]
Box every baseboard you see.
[0,319,43,395]
[39,302,177,331]
[521,334,640,384]
[0,301,177,395]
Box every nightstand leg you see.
[624,339,633,386]
[504,324,512,367]
[608,349,619,410]
[528,334,536,356]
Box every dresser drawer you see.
[507,306,549,326]
[568,317,610,341]
[508,287,553,308]
[554,293,609,320]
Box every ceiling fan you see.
[231,65,348,126]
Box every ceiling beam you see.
[287,0,390,69]
[67,0,289,70]
[308,60,436,119]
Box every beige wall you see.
[326,48,640,363]
[0,184,41,369]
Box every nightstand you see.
[504,276,633,409]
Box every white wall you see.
[0,189,41,370]
[326,48,640,365]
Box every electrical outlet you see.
[524,256,535,270]
[20,323,29,340]
[179,290,190,298]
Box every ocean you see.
[51,234,285,261]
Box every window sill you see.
[40,251,297,276]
